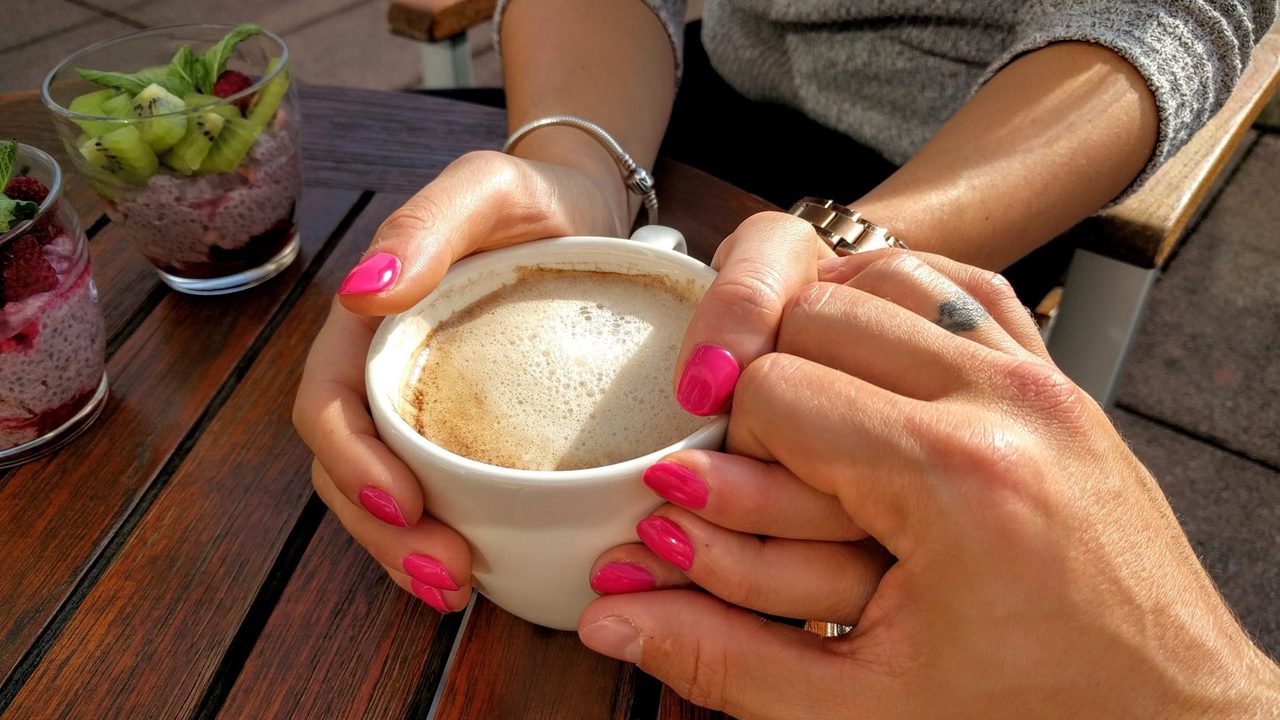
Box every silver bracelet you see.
[503,115,659,225]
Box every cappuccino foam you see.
[402,268,706,471]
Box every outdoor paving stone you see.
[281,0,421,90]
[0,0,100,55]
[0,17,135,94]
[1113,410,1280,659]
[1115,134,1280,467]
[112,0,370,36]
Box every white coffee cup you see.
[367,226,726,630]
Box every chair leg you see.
[419,35,472,90]
[1046,249,1157,407]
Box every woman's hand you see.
[582,251,1280,718]
[293,150,626,611]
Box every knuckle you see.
[1002,358,1091,422]
[736,352,804,405]
[974,268,1019,305]
[735,209,808,238]
[456,149,526,194]
[907,406,1028,489]
[707,264,787,322]
[375,196,446,247]
[308,459,327,494]
[452,148,514,176]
[787,281,838,318]
[856,251,926,286]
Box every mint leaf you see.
[0,197,38,234]
[168,46,200,94]
[0,140,15,189]
[202,24,262,87]
[76,65,190,96]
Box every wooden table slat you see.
[0,187,364,718]
[0,187,360,699]
[218,513,463,719]
[87,226,164,351]
[433,597,639,720]
[298,85,507,195]
[206,194,463,720]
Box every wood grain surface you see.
[213,194,465,720]
[0,187,359,697]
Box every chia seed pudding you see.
[0,149,107,457]
[43,24,301,294]
[104,113,301,279]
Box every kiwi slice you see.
[68,89,122,136]
[78,125,158,185]
[183,93,242,121]
[197,117,259,175]
[100,92,133,118]
[247,58,288,131]
[163,111,226,175]
[130,83,188,153]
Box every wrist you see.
[507,125,633,235]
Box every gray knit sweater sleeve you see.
[979,0,1277,190]
[493,0,687,76]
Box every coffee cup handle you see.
[628,225,688,255]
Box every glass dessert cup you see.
[41,24,302,296]
[0,144,108,468]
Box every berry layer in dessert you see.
[0,146,107,454]
[62,24,300,285]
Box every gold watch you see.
[788,197,907,255]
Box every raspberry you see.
[5,176,49,204]
[213,70,255,112]
[0,235,58,303]
[29,212,64,246]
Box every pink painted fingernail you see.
[359,486,407,527]
[643,462,708,510]
[636,516,694,571]
[403,553,460,591]
[339,252,400,295]
[676,344,740,416]
[580,617,642,662]
[590,563,656,594]
[411,579,453,613]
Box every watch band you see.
[788,197,907,255]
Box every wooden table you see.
[0,86,768,719]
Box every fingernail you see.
[636,516,694,571]
[580,617,642,662]
[411,579,453,613]
[643,462,708,510]
[403,553,459,591]
[339,252,400,295]
[676,344,740,416]
[590,563,656,594]
[359,486,407,527]
[817,256,846,275]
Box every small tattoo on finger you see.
[936,294,987,333]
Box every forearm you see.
[501,0,676,233]
[853,42,1159,270]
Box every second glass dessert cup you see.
[0,143,108,467]
[41,24,303,295]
